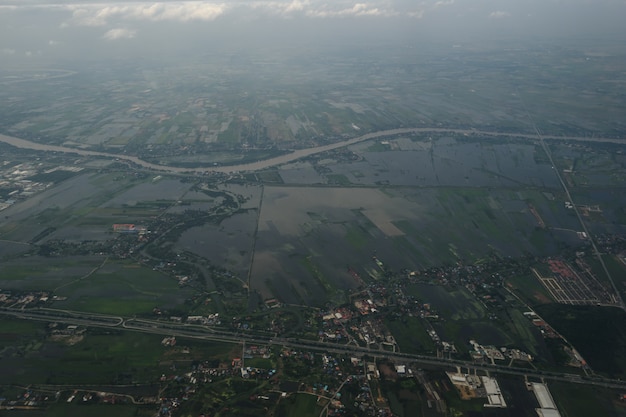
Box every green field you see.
[276,393,322,417]
[536,304,626,378]
[405,284,486,321]
[385,316,436,354]
[0,256,106,289]
[0,257,197,316]
[24,404,150,417]
[53,260,195,315]
[506,272,554,306]
[0,323,235,386]
[550,381,626,417]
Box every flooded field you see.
[246,179,586,306]
[103,178,192,207]
[177,209,259,279]
[246,180,573,305]
[2,133,624,312]
[332,136,562,188]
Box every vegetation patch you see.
[536,304,626,378]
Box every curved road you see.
[1,128,623,175]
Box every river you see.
[0,128,623,174]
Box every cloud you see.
[68,2,227,26]
[432,0,454,8]
[283,0,309,13]
[102,27,136,40]
[305,3,397,18]
[1,48,16,55]
[488,10,510,19]
[5,0,429,25]
[48,40,60,46]
[249,0,391,18]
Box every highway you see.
[3,307,626,390]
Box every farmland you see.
[0,36,625,417]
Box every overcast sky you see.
[1,0,625,65]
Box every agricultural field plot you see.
[0,171,167,244]
[384,316,436,354]
[100,178,192,208]
[249,186,427,305]
[278,161,325,184]
[550,381,626,417]
[405,284,546,359]
[248,182,594,306]
[3,42,626,163]
[0,256,107,291]
[406,284,487,320]
[546,143,626,235]
[175,183,262,279]
[551,142,626,188]
[52,260,196,315]
[37,404,150,417]
[0,257,196,315]
[0,172,125,243]
[176,209,259,280]
[275,393,323,417]
[334,135,561,189]
[506,272,554,307]
[0,318,235,386]
[603,255,626,301]
[383,187,579,265]
[536,304,626,378]
[567,187,626,236]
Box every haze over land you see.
[2,1,626,416]
[2,0,626,60]
[2,1,626,166]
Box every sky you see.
[1,0,625,65]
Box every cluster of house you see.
[0,290,49,308]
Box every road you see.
[1,128,623,175]
[518,99,625,310]
[3,307,626,391]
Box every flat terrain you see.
[0,38,625,416]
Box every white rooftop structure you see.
[531,383,562,417]
[481,376,507,408]
[537,409,562,417]
[532,383,557,409]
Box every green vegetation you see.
[326,174,352,185]
[506,272,553,306]
[45,404,148,417]
[2,42,626,416]
[257,170,283,183]
[59,297,159,315]
[176,378,267,417]
[405,284,486,321]
[536,305,626,378]
[384,316,436,354]
[365,141,391,152]
[344,224,371,249]
[599,255,626,299]
[245,357,274,369]
[52,260,194,315]
[506,308,542,357]
[276,393,322,417]
[551,382,626,417]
